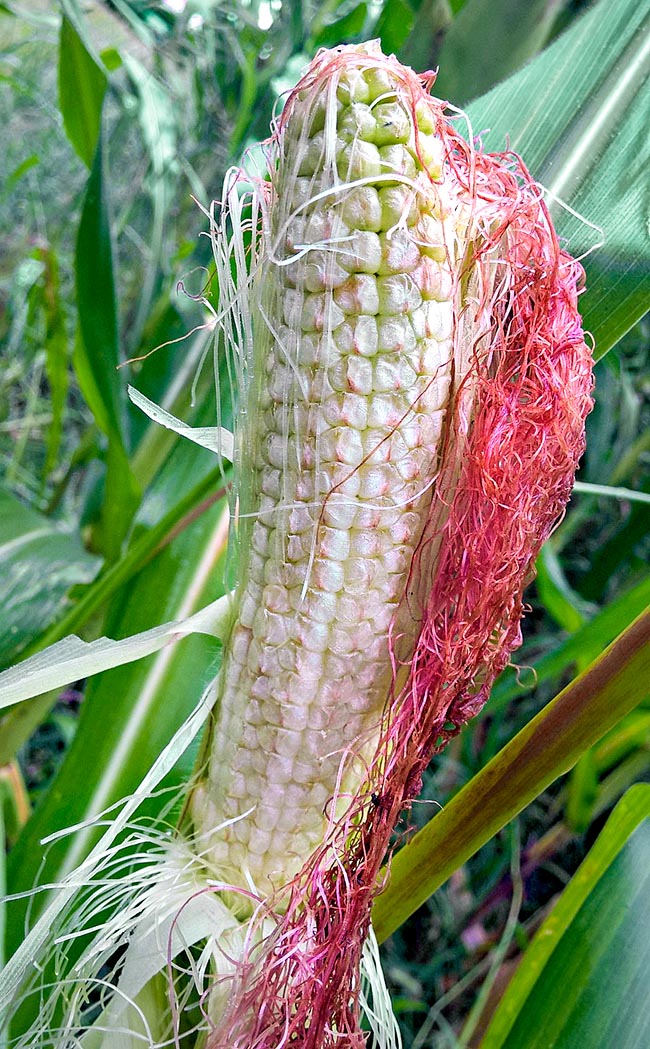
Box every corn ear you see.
[191,42,470,897]
[186,41,593,1049]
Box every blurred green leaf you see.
[74,133,140,558]
[565,749,598,833]
[58,14,107,169]
[313,2,369,48]
[467,0,650,358]
[100,47,122,72]
[399,0,452,71]
[535,543,595,634]
[372,0,415,55]
[121,55,178,354]
[435,0,569,106]
[481,784,650,1049]
[0,487,99,670]
[35,244,69,479]
[7,154,39,187]
[372,607,650,942]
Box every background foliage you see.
[1,0,649,1045]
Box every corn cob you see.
[191,43,467,896]
[190,41,592,1049]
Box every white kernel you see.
[367,393,403,428]
[305,589,338,624]
[275,729,302,760]
[288,505,314,533]
[358,464,394,499]
[378,228,421,274]
[301,254,349,293]
[338,230,382,274]
[283,289,303,327]
[318,526,351,561]
[377,273,422,315]
[282,700,310,732]
[264,584,292,614]
[286,534,306,563]
[261,467,281,500]
[229,626,252,664]
[301,293,345,333]
[341,393,368,429]
[329,627,355,655]
[296,615,331,653]
[313,559,345,593]
[322,493,357,528]
[346,356,373,395]
[334,273,379,315]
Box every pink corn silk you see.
[209,46,593,1049]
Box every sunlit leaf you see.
[128,385,234,461]
[467,0,650,358]
[0,591,230,712]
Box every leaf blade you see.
[57,14,107,169]
[372,607,650,942]
[467,0,650,358]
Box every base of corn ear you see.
[1,39,593,1049]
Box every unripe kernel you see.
[377,273,422,315]
[379,185,420,229]
[336,138,382,180]
[340,185,383,231]
[336,68,371,103]
[379,143,417,181]
[378,228,422,274]
[372,101,411,145]
[337,230,382,273]
[338,102,377,142]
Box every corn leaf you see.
[0,680,215,1021]
[372,606,650,942]
[0,487,99,669]
[5,504,231,958]
[57,13,107,169]
[435,0,570,106]
[487,575,650,715]
[0,593,229,712]
[74,133,140,559]
[480,784,650,1049]
[467,0,650,358]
